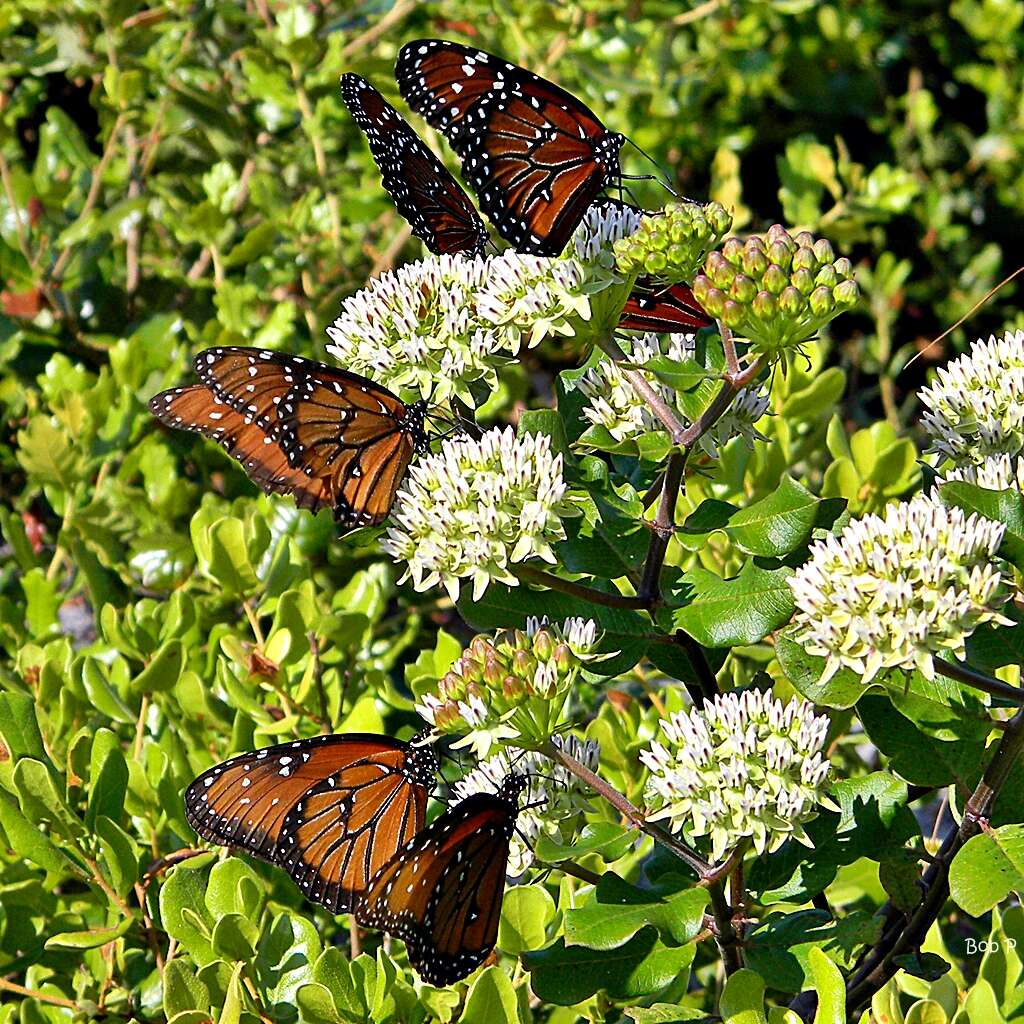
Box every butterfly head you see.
[498,771,529,807]
[598,132,626,178]
[404,400,432,454]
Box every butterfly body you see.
[341,73,488,258]
[151,347,428,528]
[184,733,438,913]
[356,771,527,985]
[397,39,623,256]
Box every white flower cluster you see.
[640,690,830,860]
[382,427,569,602]
[919,329,1024,465]
[326,253,595,404]
[939,452,1024,493]
[571,201,643,266]
[453,736,600,875]
[577,333,769,455]
[789,495,1012,685]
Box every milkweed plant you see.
[5,6,1024,1024]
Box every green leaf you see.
[564,874,708,950]
[460,966,519,1024]
[13,757,85,842]
[211,913,259,962]
[807,947,845,1024]
[720,968,768,1023]
[644,355,716,392]
[86,729,128,829]
[727,477,822,557]
[950,825,1024,916]
[625,1005,707,1023]
[44,917,133,950]
[665,561,795,647]
[132,639,184,694]
[160,855,217,965]
[95,815,141,898]
[940,482,1024,571]
[775,632,867,709]
[0,692,47,772]
[20,568,61,637]
[0,789,82,879]
[499,884,555,955]
[523,927,695,1005]
[532,821,635,862]
[163,961,211,1018]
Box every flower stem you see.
[708,880,744,974]
[934,657,1024,705]
[513,564,648,609]
[538,739,711,877]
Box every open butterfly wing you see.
[397,40,622,256]
[184,734,437,912]
[149,385,334,513]
[341,74,487,258]
[356,787,520,985]
[620,278,712,333]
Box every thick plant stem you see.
[934,656,1024,705]
[708,881,743,975]
[794,706,1024,1022]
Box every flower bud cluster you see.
[453,736,600,875]
[614,201,733,284]
[416,617,599,757]
[692,225,858,356]
[789,495,1012,685]
[382,428,570,602]
[920,330,1024,465]
[641,690,831,859]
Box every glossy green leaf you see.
[499,884,556,955]
[460,966,519,1024]
[950,825,1024,916]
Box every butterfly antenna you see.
[624,137,678,197]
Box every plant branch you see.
[0,979,78,1010]
[513,564,648,609]
[823,706,1024,1020]
[547,859,604,886]
[538,739,711,878]
[707,880,743,974]
[934,657,1024,705]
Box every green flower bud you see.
[502,674,526,701]
[768,241,793,270]
[440,671,467,701]
[814,265,838,288]
[433,701,462,730]
[552,643,575,675]
[791,267,816,296]
[752,291,778,319]
[739,250,765,279]
[763,264,788,295]
[721,300,745,327]
[792,247,817,273]
[705,251,736,288]
[721,237,745,266]
[731,274,757,303]
[833,280,859,306]
[483,655,506,689]
[809,285,834,317]
[532,628,554,662]
[461,655,486,684]
[813,238,836,264]
[709,204,733,235]
[469,635,494,661]
[779,286,806,317]
[697,283,726,318]
[645,251,668,275]
[793,230,815,249]
[513,649,538,680]
[833,257,853,279]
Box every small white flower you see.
[641,691,830,860]
[939,453,1024,493]
[454,737,600,875]
[699,385,770,458]
[476,252,591,350]
[920,329,1024,464]
[571,201,643,266]
[789,494,1012,685]
[383,428,569,602]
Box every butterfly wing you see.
[341,74,488,258]
[149,385,334,513]
[620,278,712,333]
[152,347,425,528]
[184,734,437,912]
[356,787,521,985]
[396,39,623,256]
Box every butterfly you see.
[396,39,624,257]
[184,733,439,913]
[355,772,527,985]
[149,347,430,529]
[341,73,489,259]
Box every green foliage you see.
[3,1,1024,1023]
